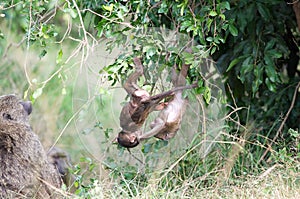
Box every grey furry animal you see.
[47,147,76,192]
[0,94,62,198]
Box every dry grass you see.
[75,162,299,199]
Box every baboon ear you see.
[20,101,32,115]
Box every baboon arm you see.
[123,57,144,95]
[139,118,165,140]
[146,83,197,103]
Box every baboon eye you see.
[3,113,13,120]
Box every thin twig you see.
[0,2,22,10]
[37,177,72,197]
[258,164,282,179]
[49,95,96,152]
[197,95,206,134]
[221,106,246,121]
[82,8,134,29]
[273,80,300,142]
[24,1,33,87]
[127,148,145,165]
[38,1,64,24]
[259,81,300,163]
[2,37,26,59]
[56,13,72,44]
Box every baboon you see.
[117,58,197,148]
[119,57,165,134]
[47,147,76,192]
[117,57,168,148]
[148,64,190,140]
[0,94,62,198]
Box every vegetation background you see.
[0,0,300,198]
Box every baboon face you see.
[117,131,140,148]
[0,94,32,125]
[48,147,72,176]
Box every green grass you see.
[1,28,300,199]
[67,158,300,199]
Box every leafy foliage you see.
[1,0,300,197]
[216,0,296,95]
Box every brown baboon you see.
[117,58,197,148]
[117,57,169,148]
[148,64,190,140]
[47,147,76,192]
[0,94,62,198]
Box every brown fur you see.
[47,147,76,192]
[148,64,190,140]
[0,94,62,198]
[117,58,196,148]
[118,57,171,148]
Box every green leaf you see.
[257,3,271,21]
[240,57,253,76]
[196,86,206,94]
[182,51,194,64]
[267,49,282,59]
[220,1,230,10]
[103,4,114,12]
[265,39,276,51]
[117,11,124,21]
[104,128,113,139]
[180,20,192,31]
[206,37,213,42]
[96,20,107,37]
[180,4,185,16]
[288,128,299,138]
[142,143,152,154]
[186,25,196,33]
[229,24,238,36]
[39,49,47,59]
[211,46,217,54]
[241,56,252,67]
[265,78,276,92]
[89,163,96,171]
[158,1,168,14]
[197,79,203,87]
[154,140,168,150]
[252,64,264,94]
[0,32,4,39]
[64,8,77,18]
[209,10,218,17]
[265,65,277,82]
[207,18,213,30]
[74,181,79,189]
[120,5,129,13]
[264,55,273,66]
[61,87,67,95]
[219,13,226,20]
[203,86,211,104]
[227,57,243,72]
[56,49,63,64]
[143,46,157,58]
[32,87,43,99]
